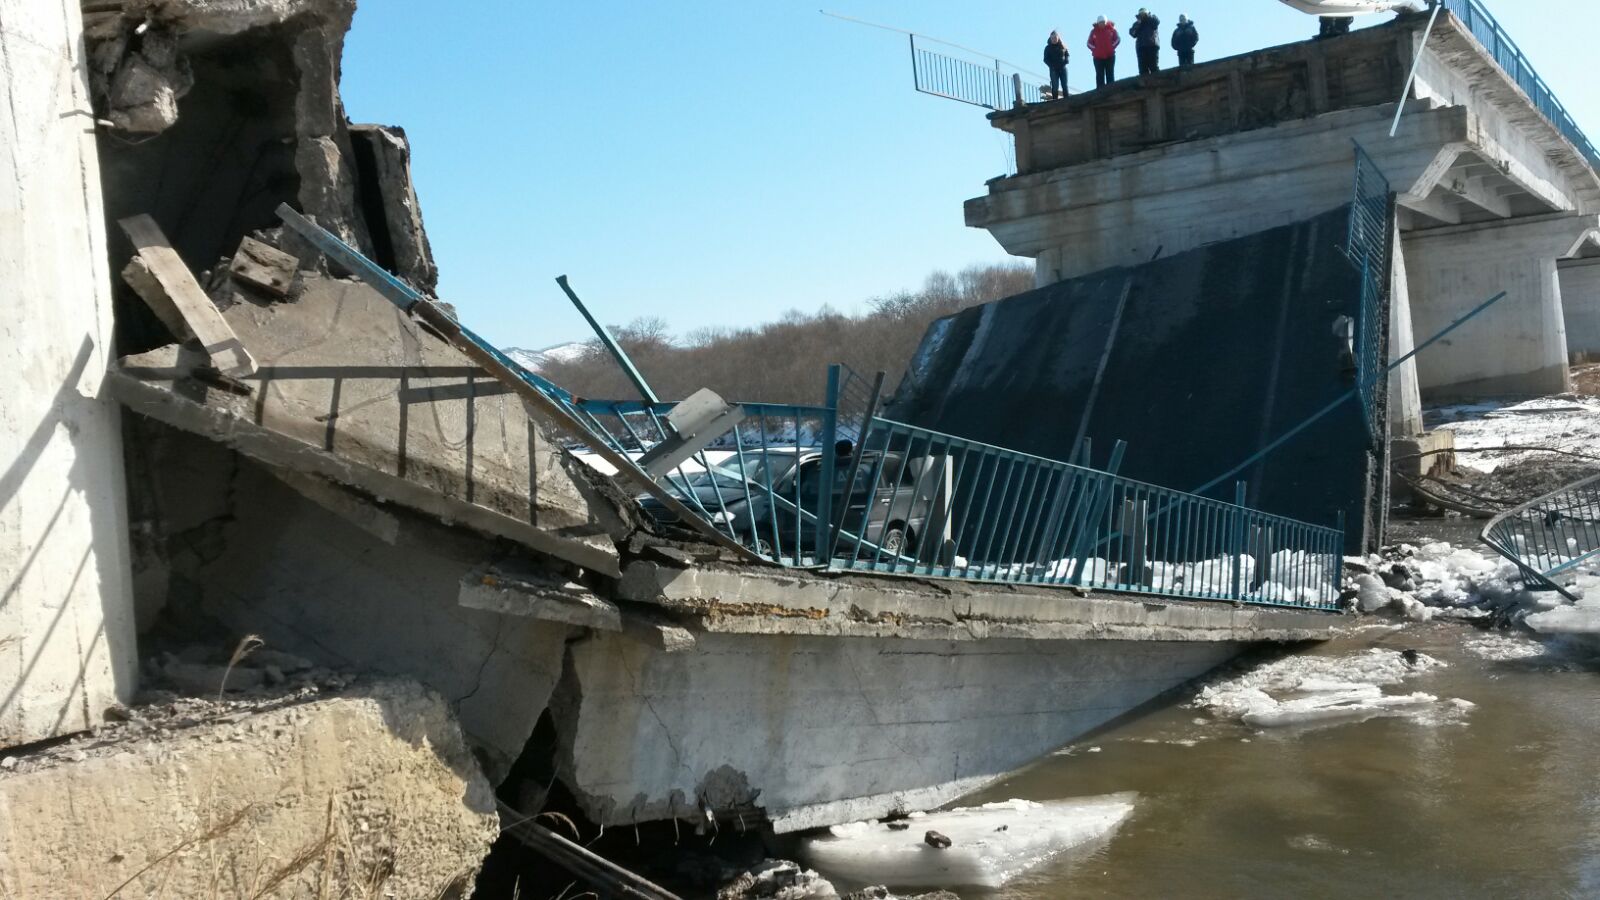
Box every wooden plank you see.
[118,214,257,378]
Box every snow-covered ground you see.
[1428,395,1600,474]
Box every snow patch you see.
[801,795,1136,890]
[1192,649,1465,729]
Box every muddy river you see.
[955,624,1600,898]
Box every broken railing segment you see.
[835,416,1344,610]
[1481,473,1600,602]
[1343,143,1394,444]
[273,203,763,563]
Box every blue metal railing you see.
[582,395,1343,609]
[1438,0,1600,171]
[274,204,1343,611]
[911,35,1049,110]
[827,417,1344,610]
[1344,143,1393,444]
[1482,474,1600,602]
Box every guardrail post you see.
[1121,497,1151,588]
[1231,481,1248,601]
[1067,440,1127,587]
[815,365,841,566]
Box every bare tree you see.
[540,262,1033,405]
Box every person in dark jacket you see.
[1044,30,1069,98]
[1130,7,1161,75]
[1316,15,1353,39]
[1088,16,1121,88]
[1171,14,1198,67]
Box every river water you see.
[956,623,1600,899]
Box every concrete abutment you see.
[1,0,139,748]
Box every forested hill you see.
[539,263,1032,406]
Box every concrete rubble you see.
[0,676,497,898]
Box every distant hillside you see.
[533,263,1032,406]
[503,341,588,373]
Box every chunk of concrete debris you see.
[230,235,299,299]
[119,214,258,377]
[923,830,953,849]
[717,859,839,900]
[0,680,497,897]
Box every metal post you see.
[1389,2,1443,138]
[1231,481,1248,601]
[556,275,660,407]
[815,365,841,566]
[1013,72,1024,107]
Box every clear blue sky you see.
[340,1,1594,351]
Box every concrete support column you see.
[1402,214,1600,399]
[1558,257,1600,361]
[1388,226,1424,436]
[1,0,138,746]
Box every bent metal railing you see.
[1482,474,1600,602]
[1438,0,1600,171]
[277,206,1343,612]
[1342,142,1393,445]
[588,391,1345,611]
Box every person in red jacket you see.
[1088,16,1121,88]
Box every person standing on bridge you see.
[1172,14,1198,67]
[1130,8,1161,75]
[1044,30,1070,98]
[1088,16,1121,88]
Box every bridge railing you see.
[1439,0,1600,171]
[826,416,1344,610]
[910,35,1050,110]
[1344,143,1394,444]
[1481,473,1600,601]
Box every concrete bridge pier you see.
[1389,227,1424,437]
[1558,257,1600,361]
[1403,214,1600,399]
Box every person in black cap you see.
[1171,14,1198,67]
[1044,30,1070,98]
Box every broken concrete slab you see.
[349,124,440,294]
[617,561,1339,644]
[111,265,633,575]
[86,0,377,318]
[460,562,621,631]
[0,679,497,898]
[552,631,1241,834]
[129,438,574,782]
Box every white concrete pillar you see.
[1402,214,1600,399]
[1,0,138,747]
[1388,225,1424,437]
[1558,257,1600,362]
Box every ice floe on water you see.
[800,795,1136,890]
[1191,648,1468,730]
[1463,633,1550,661]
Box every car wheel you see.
[880,525,909,558]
